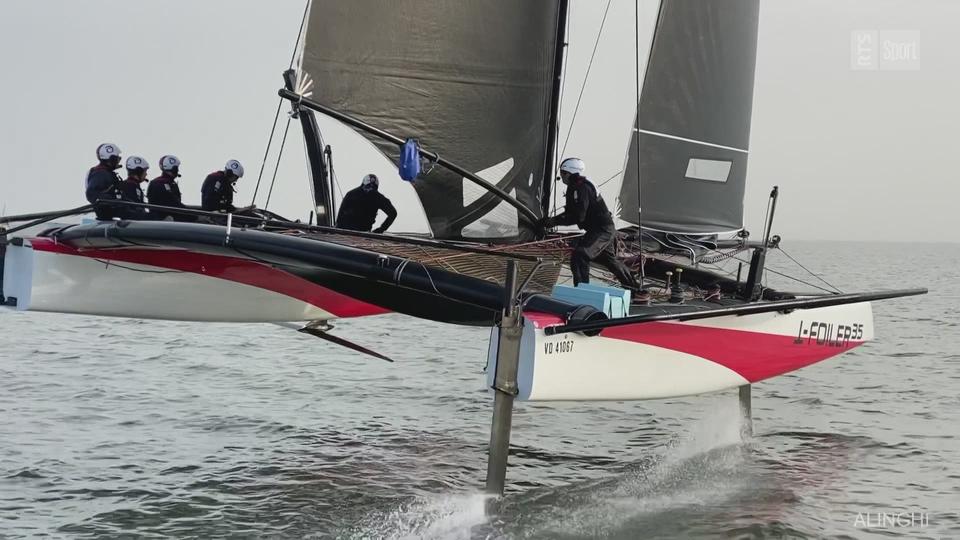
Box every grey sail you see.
[619,0,761,235]
[299,1,563,240]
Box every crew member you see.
[116,155,151,220]
[201,159,244,212]
[147,155,185,220]
[335,174,397,233]
[541,157,640,290]
[85,143,124,220]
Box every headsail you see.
[299,1,564,240]
[618,0,761,235]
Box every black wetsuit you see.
[200,170,235,212]
[147,174,185,220]
[335,186,397,233]
[551,176,638,289]
[84,164,123,220]
[116,177,150,220]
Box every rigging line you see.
[726,254,838,294]
[634,0,641,249]
[549,4,571,216]
[251,99,284,206]
[92,259,183,274]
[595,169,625,189]
[551,15,570,216]
[253,0,310,207]
[329,151,343,200]
[633,0,656,283]
[558,0,613,160]
[702,262,739,279]
[264,116,293,211]
[777,246,844,293]
[413,261,487,309]
[487,232,584,252]
[554,7,571,178]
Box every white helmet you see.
[97,143,121,161]
[126,155,149,171]
[224,159,244,178]
[559,157,585,176]
[361,173,379,188]
[159,155,181,172]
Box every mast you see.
[282,69,335,226]
[742,186,778,300]
[540,0,570,217]
[633,0,663,241]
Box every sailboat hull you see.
[2,238,389,322]
[489,302,874,401]
[1,221,564,326]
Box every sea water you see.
[1,242,957,538]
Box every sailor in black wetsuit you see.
[541,158,640,290]
[147,155,186,220]
[116,155,151,220]
[335,174,397,233]
[201,160,244,212]
[84,143,124,220]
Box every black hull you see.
[47,221,589,327]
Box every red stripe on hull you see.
[601,322,864,383]
[29,238,390,319]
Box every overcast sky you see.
[1,1,957,242]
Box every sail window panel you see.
[462,184,520,239]
[463,158,515,206]
[684,159,732,183]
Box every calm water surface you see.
[1,242,957,538]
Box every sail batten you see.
[300,1,563,240]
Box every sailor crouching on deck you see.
[147,155,187,220]
[116,156,151,220]
[541,158,641,291]
[335,174,397,234]
[201,160,244,213]
[85,143,124,220]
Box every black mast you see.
[282,69,336,226]
[540,0,570,217]
[742,186,779,300]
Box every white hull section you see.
[488,302,874,401]
[2,242,334,322]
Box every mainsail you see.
[618,0,761,235]
[299,1,564,240]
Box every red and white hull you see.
[2,238,388,322]
[488,302,874,401]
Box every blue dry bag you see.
[398,138,421,182]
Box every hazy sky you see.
[1,1,957,242]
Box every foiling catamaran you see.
[0,0,925,497]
